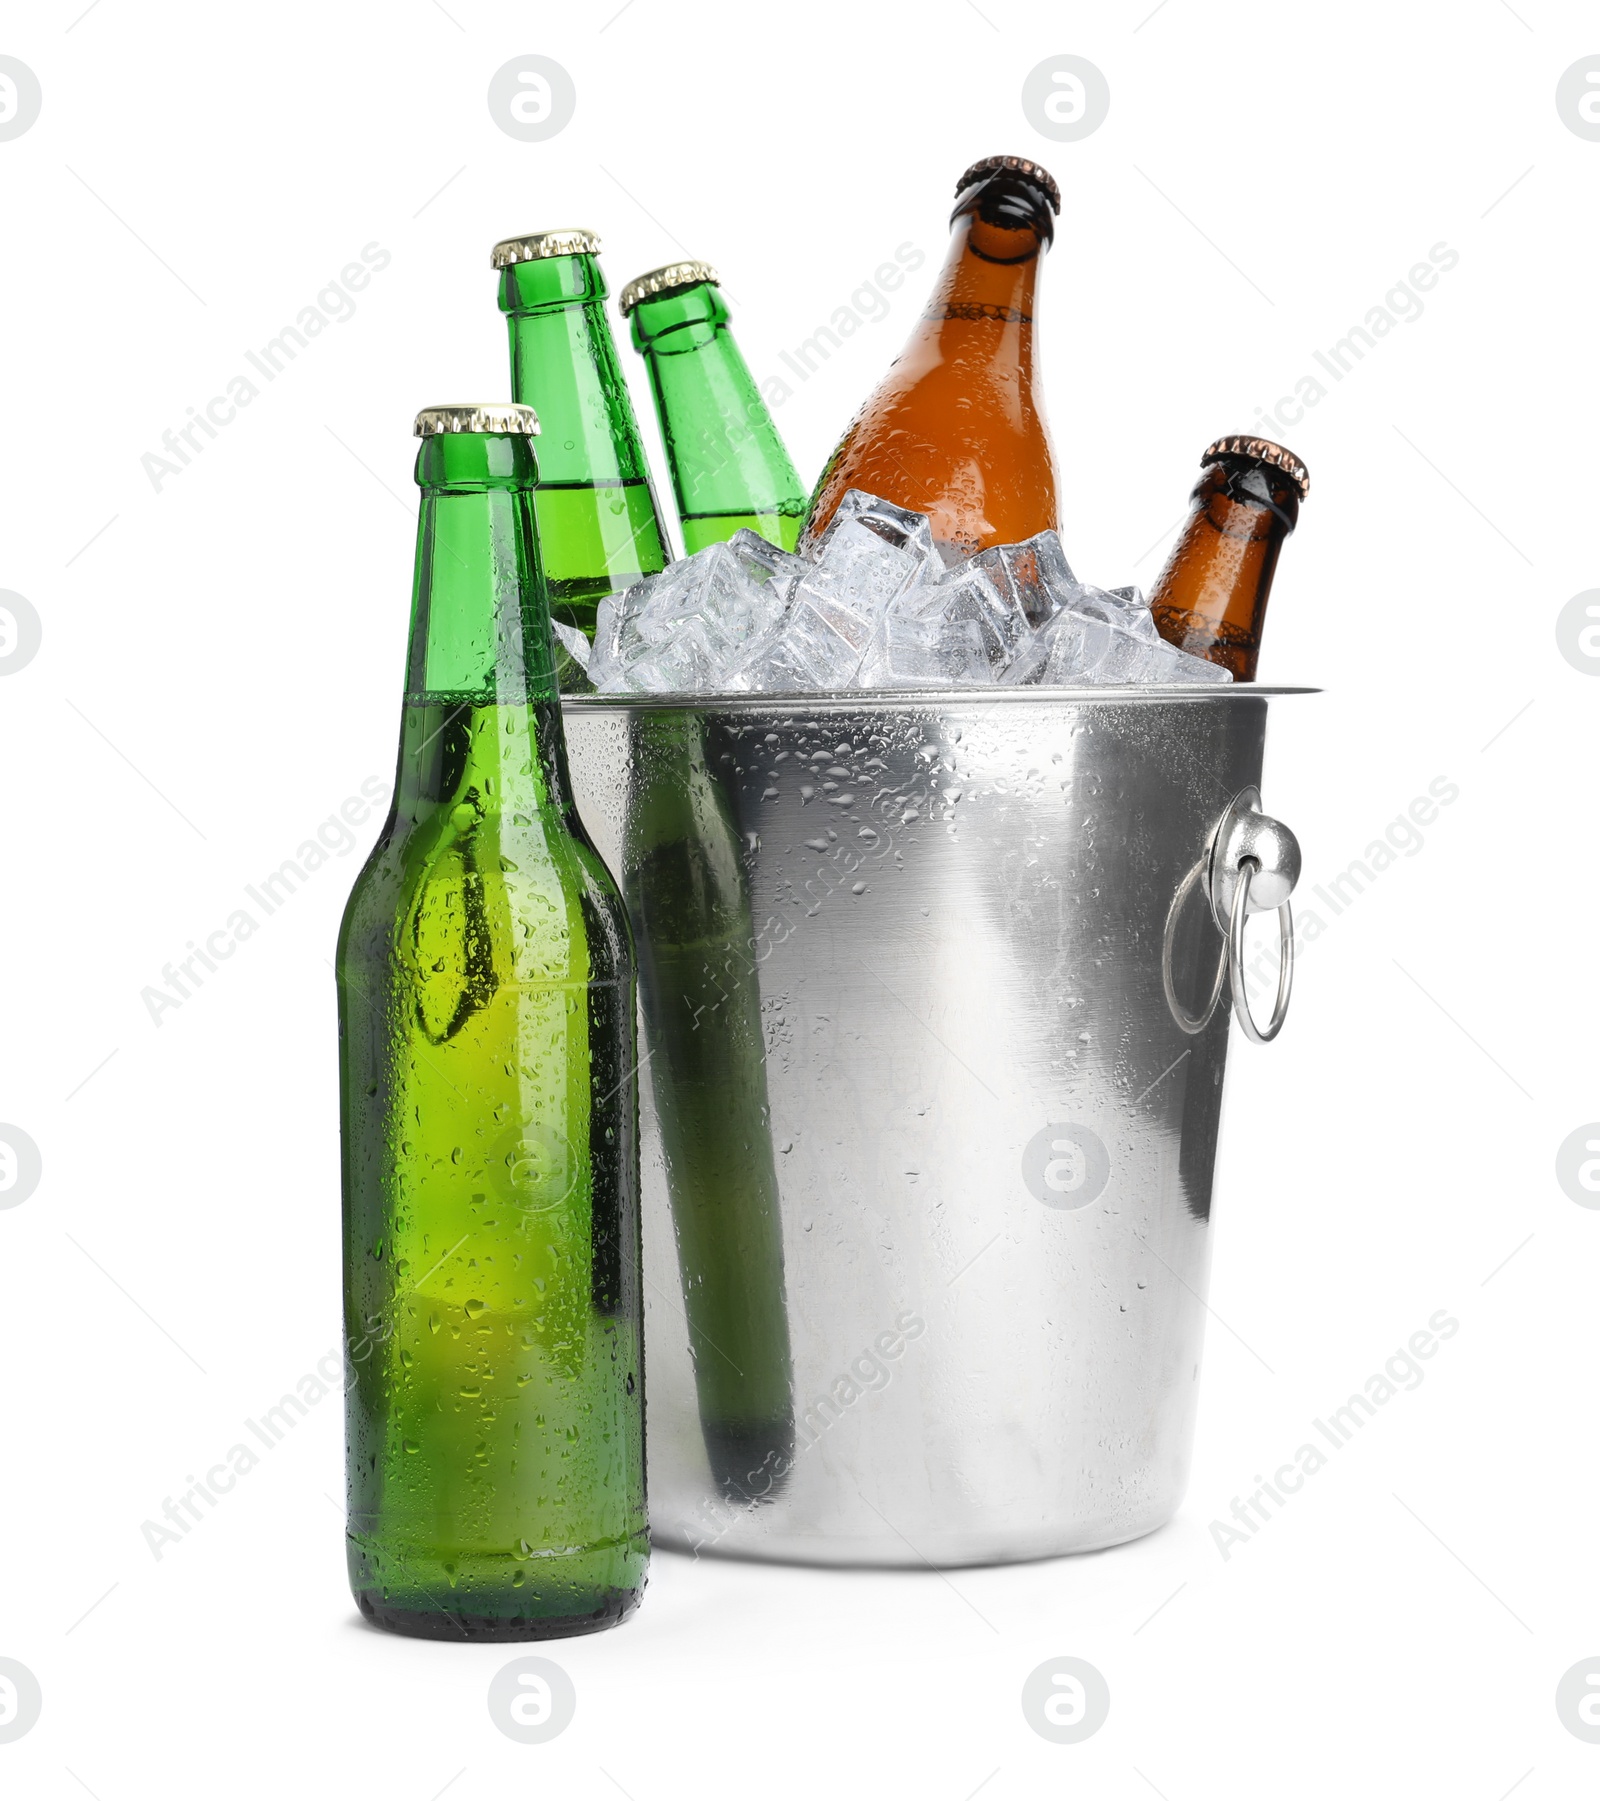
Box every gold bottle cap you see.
[1201,435,1310,500]
[955,155,1060,215]
[414,404,540,437]
[618,260,721,316]
[490,228,602,269]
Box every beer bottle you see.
[803,155,1062,560]
[621,261,808,554]
[622,711,794,1505]
[338,404,646,1640]
[1148,436,1308,681]
[495,229,671,684]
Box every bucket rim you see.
[562,684,1320,715]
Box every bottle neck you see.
[630,283,806,552]
[395,433,568,821]
[405,433,556,703]
[1148,460,1299,681]
[499,253,656,489]
[922,194,1049,332]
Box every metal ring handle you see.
[1228,858,1293,1044]
[1162,854,1228,1036]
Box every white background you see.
[1,1,1595,1795]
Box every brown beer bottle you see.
[802,154,1062,560]
[1148,436,1309,682]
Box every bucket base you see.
[648,1506,1179,1571]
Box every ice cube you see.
[779,522,924,688]
[590,537,807,694]
[1001,604,1232,687]
[970,529,1079,628]
[901,560,1032,671]
[588,589,633,690]
[728,527,808,592]
[1112,635,1232,683]
[551,619,592,674]
[697,542,794,663]
[744,583,871,690]
[807,495,937,638]
[1071,581,1161,643]
[856,610,993,689]
[617,633,716,693]
[811,489,940,573]
[806,540,921,617]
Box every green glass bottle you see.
[338,403,646,1641]
[623,712,793,1503]
[494,229,671,687]
[621,261,808,554]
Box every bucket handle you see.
[1162,785,1301,1044]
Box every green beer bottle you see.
[621,261,808,554]
[623,712,794,1503]
[494,229,671,685]
[338,403,646,1641]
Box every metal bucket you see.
[562,686,1309,1567]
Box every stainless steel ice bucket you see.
[562,686,1309,1567]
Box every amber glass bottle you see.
[1148,436,1309,681]
[802,155,1062,560]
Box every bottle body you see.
[804,161,1061,560]
[1148,440,1305,681]
[498,246,671,681]
[627,272,807,553]
[338,422,646,1640]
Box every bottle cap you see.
[491,229,602,269]
[413,404,541,437]
[1201,435,1310,500]
[955,155,1060,215]
[618,260,720,316]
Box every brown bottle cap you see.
[491,229,601,269]
[618,259,720,317]
[414,403,540,437]
[955,155,1060,215]
[1202,435,1310,500]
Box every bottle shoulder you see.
[339,807,632,981]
